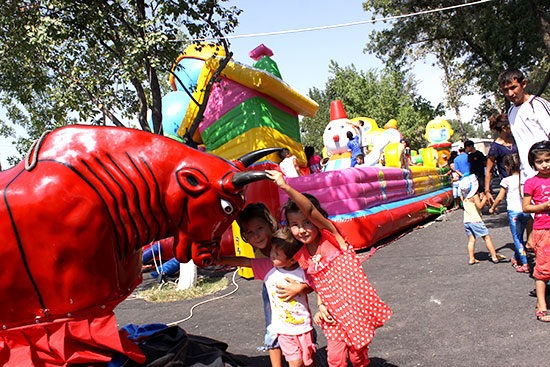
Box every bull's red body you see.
[0,125,257,365]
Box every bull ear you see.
[237,148,283,168]
[231,171,268,189]
[176,168,209,196]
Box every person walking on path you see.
[522,141,550,322]
[267,169,391,367]
[485,114,517,203]
[489,153,530,272]
[498,69,550,251]
[460,176,506,265]
[465,140,487,194]
[498,69,550,186]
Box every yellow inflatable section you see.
[209,126,307,165]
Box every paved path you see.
[115,207,550,366]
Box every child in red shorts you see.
[522,141,550,322]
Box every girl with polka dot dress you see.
[267,170,392,367]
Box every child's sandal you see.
[536,310,550,322]
[516,264,530,273]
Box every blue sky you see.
[0,0,480,169]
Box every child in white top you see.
[460,176,506,265]
[489,153,530,272]
[279,148,302,177]
[219,228,316,367]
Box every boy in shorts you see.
[460,176,506,265]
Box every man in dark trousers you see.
[464,140,486,193]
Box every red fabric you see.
[294,229,391,350]
[0,313,144,367]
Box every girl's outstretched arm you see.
[266,170,346,247]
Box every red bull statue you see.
[0,125,277,366]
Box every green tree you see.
[448,119,489,144]
[300,61,444,152]
[0,0,241,164]
[363,0,550,118]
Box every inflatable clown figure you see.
[322,100,361,171]
[322,101,405,171]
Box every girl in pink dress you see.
[266,170,391,367]
[522,141,550,322]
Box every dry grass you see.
[134,276,228,302]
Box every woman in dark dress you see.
[484,113,517,203]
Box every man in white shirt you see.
[498,69,550,252]
[498,69,550,184]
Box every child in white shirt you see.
[220,228,316,367]
[489,153,530,272]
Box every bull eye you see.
[220,198,234,215]
[186,176,199,186]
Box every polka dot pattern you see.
[296,229,392,350]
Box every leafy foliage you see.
[363,0,550,119]
[300,61,444,151]
[0,0,241,164]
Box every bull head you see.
[170,148,281,267]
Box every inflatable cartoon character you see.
[425,118,454,165]
[322,100,360,171]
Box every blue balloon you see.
[172,58,205,92]
[148,91,191,140]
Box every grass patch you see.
[134,276,228,303]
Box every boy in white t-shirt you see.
[489,154,530,272]
[219,229,316,367]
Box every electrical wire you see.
[185,0,493,41]
[167,268,241,326]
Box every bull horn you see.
[237,148,283,168]
[231,171,268,189]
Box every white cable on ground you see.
[167,268,241,326]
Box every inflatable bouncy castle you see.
[155,43,452,260]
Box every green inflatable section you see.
[202,96,301,151]
[253,56,282,79]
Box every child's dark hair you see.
[346,131,353,140]
[502,153,520,174]
[271,228,303,259]
[528,141,550,169]
[498,69,525,87]
[278,147,290,160]
[281,193,328,225]
[356,154,364,160]
[488,113,509,132]
[236,203,277,242]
